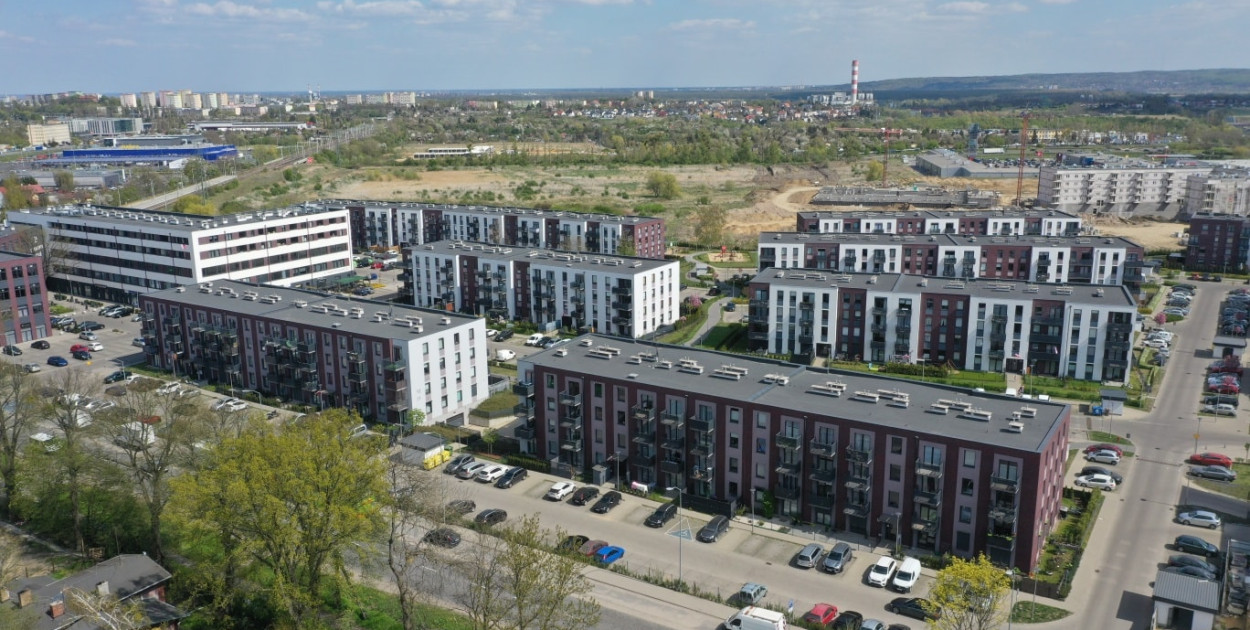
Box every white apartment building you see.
[1185,170,1250,216]
[25,123,71,146]
[119,93,138,109]
[12,203,353,305]
[406,241,680,338]
[1038,164,1210,210]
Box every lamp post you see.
[1005,569,1018,630]
[665,486,684,589]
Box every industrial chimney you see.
[851,59,860,103]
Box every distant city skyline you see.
[2,0,1246,94]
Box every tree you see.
[170,409,388,622]
[693,205,727,248]
[53,171,74,192]
[171,194,214,215]
[615,236,636,257]
[1,175,30,211]
[865,160,885,183]
[0,364,37,519]
[38,367,103,553]
[645,171,681,199]
[458,515,600,630]
[63,587,148,630]
[10,225,77,280]
[385,456,459,630]
[480,428,499,455]
[927,554,1011,630]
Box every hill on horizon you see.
[847,68,1250,95]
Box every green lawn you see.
[474,390,518,414]
[1010,601,1071,623]
[1087,431,1135,457]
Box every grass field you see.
[1010,601,1071,623]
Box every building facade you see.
[795,208,1083,237]
[1038,164,1209,211]
[140,280,489,425]
[516,335,1068,570]
[1185,170,1250,217]
[758,232,1147,294]
[1186,214,1250,273]
[0,252,53,344]
[322,199,667,260]
[405,241,679,337]
[745,270,1136,383]
[25,123,71,146]
[12,204,353,304]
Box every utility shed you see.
[1153,569,1219,630]
[1213,335,1247,359]
[396,432,450,470]
[1099,388,1128,416]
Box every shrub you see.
[503,454,550,474]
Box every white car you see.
[867,556,898,587]
[21,363,39,373]
[212,397,247,412]
[1085,449,1121,465]
[86,342,104,352]
[84,399,116,413]
[1178,510,1222,529]
[545,481,576,501]
[132,337,146,347]
[476,464,507,483]
[1143,339,1170,350]
[1074,473,1116,491]
[156,382,182,396]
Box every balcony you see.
[773,483,801,500]
[809,438,836,458]
[384,361,406,374]
[632,430,656,444]
[512,381,534,397]
[775,461,802,476]
[912,517,939,534]
[990,476,1019,493]
[514,424,536,440]
[842,504,870,518]
[559,415,583,429]
[559,391,582,407]
[513,403,534,420]
[915,461,943,478]
[660,411,685,428]
[844,473,871,491]
[691,465,714,481]
[689,417,715,434]
[913,490,942,507]
[689,441,713,458]
[775,432,800,450]
[809,468,836,484]
[560,439,583,453]
[632,404,655,422]
[845,445,872,464]
[661,436,685,451]
[810,494,835,508]
[660,460,683,475]
[634,453,656,466]
[988,503,1018,522]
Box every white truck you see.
[723,606,787,630]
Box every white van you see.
[724,606,787,630]
[525,333,546,346]
[891,556,922,593]
[495,349,517,361]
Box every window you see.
[729,457,739,473]
[756,412,767,429]
[755,463,765,479]
[890,437,903,454]
[963,450,976,468]
[889,464,901,481]
[594,383,603,398]
[756,438,766,454]
[962,478,974,495]
[729,433,740,449]
[887,491,899,508]
[959,506,972,524]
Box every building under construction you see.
[811,186,999,208]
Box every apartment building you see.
[322,199,666,260]
[515,335,1068,570]
[1186,214,1250,273]
[0,252,53,344]
[795,208,1083,237]
[757,232,1147,293]
[405,241,679,338]
[1185,170,1250,217]
[140,280,489,425]
[1038,163,1209,211]
[744,270,1136,383]
[25,123,71,146]
[11,204,353,304]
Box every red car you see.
[802,603,839,626]
[69,344,90,354]
[1192,452,1233,468]
[1084,443,1123,456]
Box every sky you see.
[2,0,1248,94]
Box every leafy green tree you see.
[865,160,885,183]
[615,236,636,257]
[170,409,388,622]
[693,205,728,248]
[0,364,36,519]
[1,175,29,210]
[171,195,214,215]
[645,171,681,199]
[53,171,74,191]
[928,554,1011,630]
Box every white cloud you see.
[184,1,313,21]
[938,1,1026,14]
[1038,0,1077,4]
[323,0,426,16]
[668,18,755,32]
[102,38,138,46]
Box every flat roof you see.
[144,279,478,340]
[321,198,660,225]
[759,231,1143,249]
[1152,569,1220,613]
[749,269,1138,307]
[796,208,1081,221]
[12,202,347,233]
[525,334,1068,453]
[408,240,675,272]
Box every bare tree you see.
[39,367,102,553]
[63,587,147,630]
[385,457,458,630]
[455,532,510,630]
[0,364,37,518]
[9,226,78,282]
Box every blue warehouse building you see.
[59,144,238,162]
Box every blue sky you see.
[2,0,1247,94]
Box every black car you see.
[445,453,475,475]
[831,611,864,630]
[1,345,21,356]
[475,509,507,526]
[103,371,133,384]
[30,340,50,350]
[645,502,678,528]
[1164,565,1217,580]
[423,528,462,548]
[71,350,91,361]
[557,535,589,554]
[447,499,476,515]
[79,321,105,331]
[1079,466,1124,485]
[1175,535,1220,557]
[495,466,528,489]
[591,491,622,514]
[1170,554,1220,577]
[697,515,730,543]
[495,330,514,342]
[887,597,942,621]
[569,486,600,506]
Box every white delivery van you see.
[495,349,517,361]
[892,556,922,593]
[724,606,787,630]
[525,333,546,346]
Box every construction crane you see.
[1014,112,1031,206]
[881,128,904,188]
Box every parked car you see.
[1169,554,1220,578]
[822,541,855,574]
[734,582,768,606]
[591,491,622,514]
[1084,449,1121,465]
[887,597,942,621]
[868,556,899,587]
[1191,452,1233,468]
[46,355,67,367]
[1,345,21,356]
[475,464,507,483]
[1178,510,1222,529]
[578,539,609,556]
[474,509,507,526]
[445,453,475,475]
[495,466,528,489]
[1079,466,1123,484]
[78,332,98,341]
[569,486,600,506]
[79,321,104,331]
[447,499,476,515]
[30,340,50,350]
[423,528,462,548]
[494,330,514,342]
[104,371,135,384]
[594,545,625,565]
[801,603,839,626]
[1173,536,1219,558]
[211,398,247,412]
[71,350,91,361]
[1203,403,1238,416]
[1143,338,1171,349]
[794,543,824,569]
[86,342,103,352]
[21,363,39,373]
[1164,565,1218,580]
[891,557,923,593]
[132,337,146,348]
[1083,443,1124,456]
[697,515,730,543]
[557,535,589,554]
[645,502,678,527]
[1074,474,1117,491]
[525,333,546,346]
[831,611,864,630]
[69,344,90,354]
[545,481,575,501]
[456,462,488,480]
[1190,465,1237,482]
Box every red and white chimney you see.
[851,59,860,103]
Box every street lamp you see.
[1005,569,1018,630]
[665,486,685,589]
